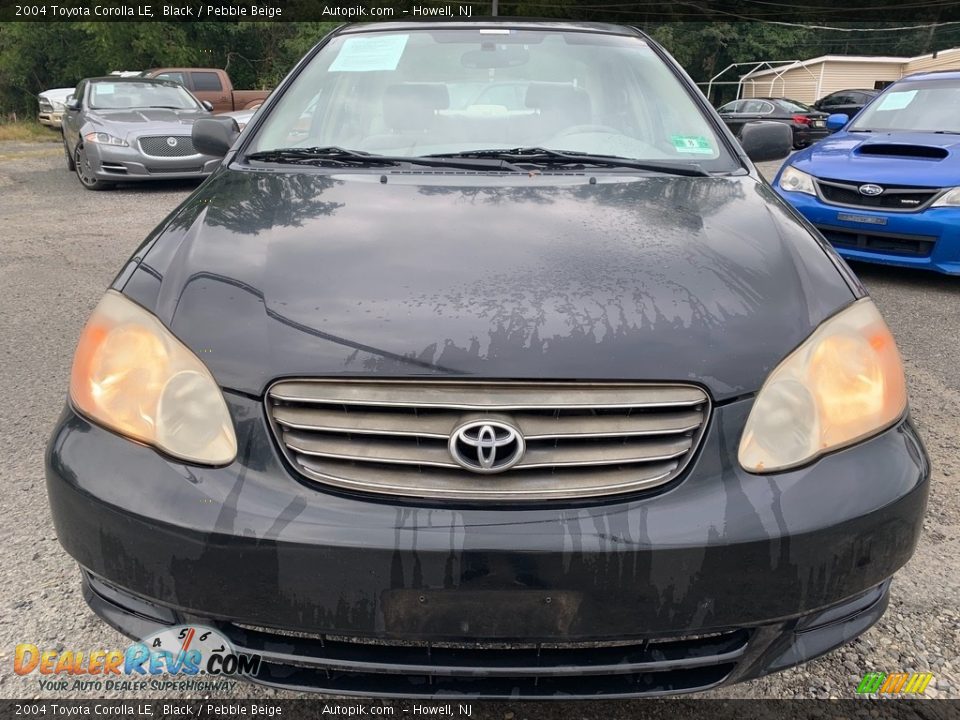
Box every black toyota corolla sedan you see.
[46,22,929,698]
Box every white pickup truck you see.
[37,88,73,128]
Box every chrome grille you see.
[267,380,709,501]
[138,135,197,157]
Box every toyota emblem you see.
[449,420,525,474]
[858,184,883,196]
[166,137,178,147]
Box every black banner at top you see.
[2,0,960,23]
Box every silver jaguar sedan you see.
[61,77,223,190]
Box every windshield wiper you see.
[246,147,392,165]
[245,146,524,171]
[426,147,710,177]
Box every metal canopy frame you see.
[699,60,819,103]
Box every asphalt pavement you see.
[0,140,956,702]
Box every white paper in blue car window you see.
[329,34,409,72]
[876,90,917,111]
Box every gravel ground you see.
[0,138,956,702]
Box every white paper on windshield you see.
[97,84,116,94]
[329,34,409,72]
[876,90,917,111]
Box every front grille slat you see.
[226,625,749,678]
[138,135,198,157]
[283,430,692,470]
[273,405,704,440]
[270,381,707,410]
[296,456,679,499]
[268,380,709,501]
[220,624,747,697]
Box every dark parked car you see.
[813,88,880,118]
[61,76,221,190]
[47,21,928,699]
[718,97,829,148]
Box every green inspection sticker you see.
[671,135,714,155]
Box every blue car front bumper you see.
[776,189,960,275]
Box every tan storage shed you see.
[739,49,960,105]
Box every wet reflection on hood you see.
[125,170,853,399]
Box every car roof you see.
[338,20,642,36]
[900,69,960,82]
[85,76,172,84]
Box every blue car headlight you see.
[84,131,127,147]
[931,187,960,207]
[779,166,816,195]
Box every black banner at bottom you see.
[1,699,958,720]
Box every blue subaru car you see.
[774,71,960,275]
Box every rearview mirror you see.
[201,100,214,112]
[192,117,240,158]
[66,96,80,111]
[826,113,849,131]
[461,46,529,69]
[738,121,792,162]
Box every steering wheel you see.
[552,124,623,138]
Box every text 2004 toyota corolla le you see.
[46,22,930,698]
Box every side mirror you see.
[66,96,80,111]
[738,121,792,162]
[826,113,849,132]
[201,100,214,112]
[192,117,240,157]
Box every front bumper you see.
[46,392,930,697]
[85,141,220,182]
[777,188,960,274]
[38,112,63,128]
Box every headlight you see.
[778,166,816,195]
[739,298,906,473]
[51,101,66,112]
[931,186,960,207]
[84,132,127,146]
[70,291,237,465]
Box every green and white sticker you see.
[671,135,714,155]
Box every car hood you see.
[88,108,210,134]
[40,88,74,103]
[121,169,855,401]
[791,130,960,186]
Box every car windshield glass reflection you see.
[849,81,960,133]
[88,81,200,110]
[248,29,735,171]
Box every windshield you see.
[248,28,734,169]
[849,80,960,133]
[88,81,201,110]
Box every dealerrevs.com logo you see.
[14,625,262,692]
